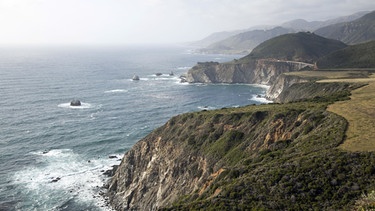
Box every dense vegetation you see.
[240,32,347,63]
[153,87,375,210]
[315,10,375,45]
[317,40,375,69]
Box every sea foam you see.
[104,89,128,93]
[14,149,119,210]
[58,102,92,109]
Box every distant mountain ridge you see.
[314,10,375,44]
[281,11,369,31]
[188,30,247,48]
[192,11,368,54]
[198,27,295,55]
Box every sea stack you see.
[132,75,140,80]
[70,99,81,106]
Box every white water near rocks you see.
[0,45,270,210]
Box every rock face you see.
[275,82,364,103]
[265,74,309,101]
[108,130,212,210]
[186,59,313,85]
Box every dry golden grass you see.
[285,70,370,79]
[318,74,375,152]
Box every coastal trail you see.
[318,74,375,151]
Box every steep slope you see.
[275,82,364,103]
[242,32,347,63]
[200,27,295,54]
[314,10,375,44]
[317,40,375,68]
[108,95,375,210]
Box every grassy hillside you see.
[314,10,375,45]
[317,40,375,68]
[318,74,375,152]
[155,92,375,210]
[241,32,347,63]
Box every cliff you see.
[186,59,313,85]
[108,95,375,210]
[274,81,364,103]
[265,74,309,100]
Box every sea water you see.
[0,45,271,210]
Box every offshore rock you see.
[70,99,81,106]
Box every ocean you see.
[0,45,271,210]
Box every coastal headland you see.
[106,32,375,210]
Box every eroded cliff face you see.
[185,59,313,85]
[107,133,211,211]
[266,74,309,101]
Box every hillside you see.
[242,32,347,63]
[317,40,375,68]
[108,89,375,210]
[199,27,295,54]
[188,30,247,47]
[314,10,375,44]
[281,11,369,31]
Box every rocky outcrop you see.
[275,82,365,103]
[186,59,313,85]
[266,74,309,101]
[107,126,213,210]
[70,99,81,106]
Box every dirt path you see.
[318,75,375,151]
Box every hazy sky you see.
[0,0,374,46]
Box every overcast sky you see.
[0,0,374,46]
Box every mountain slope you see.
[188,30,247,47]
[199,27,295,54]
[317,40,375,68]
[242,32,347,63]
[281,11,369,31]
[192,11,368,54]
[314,10,375,44]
